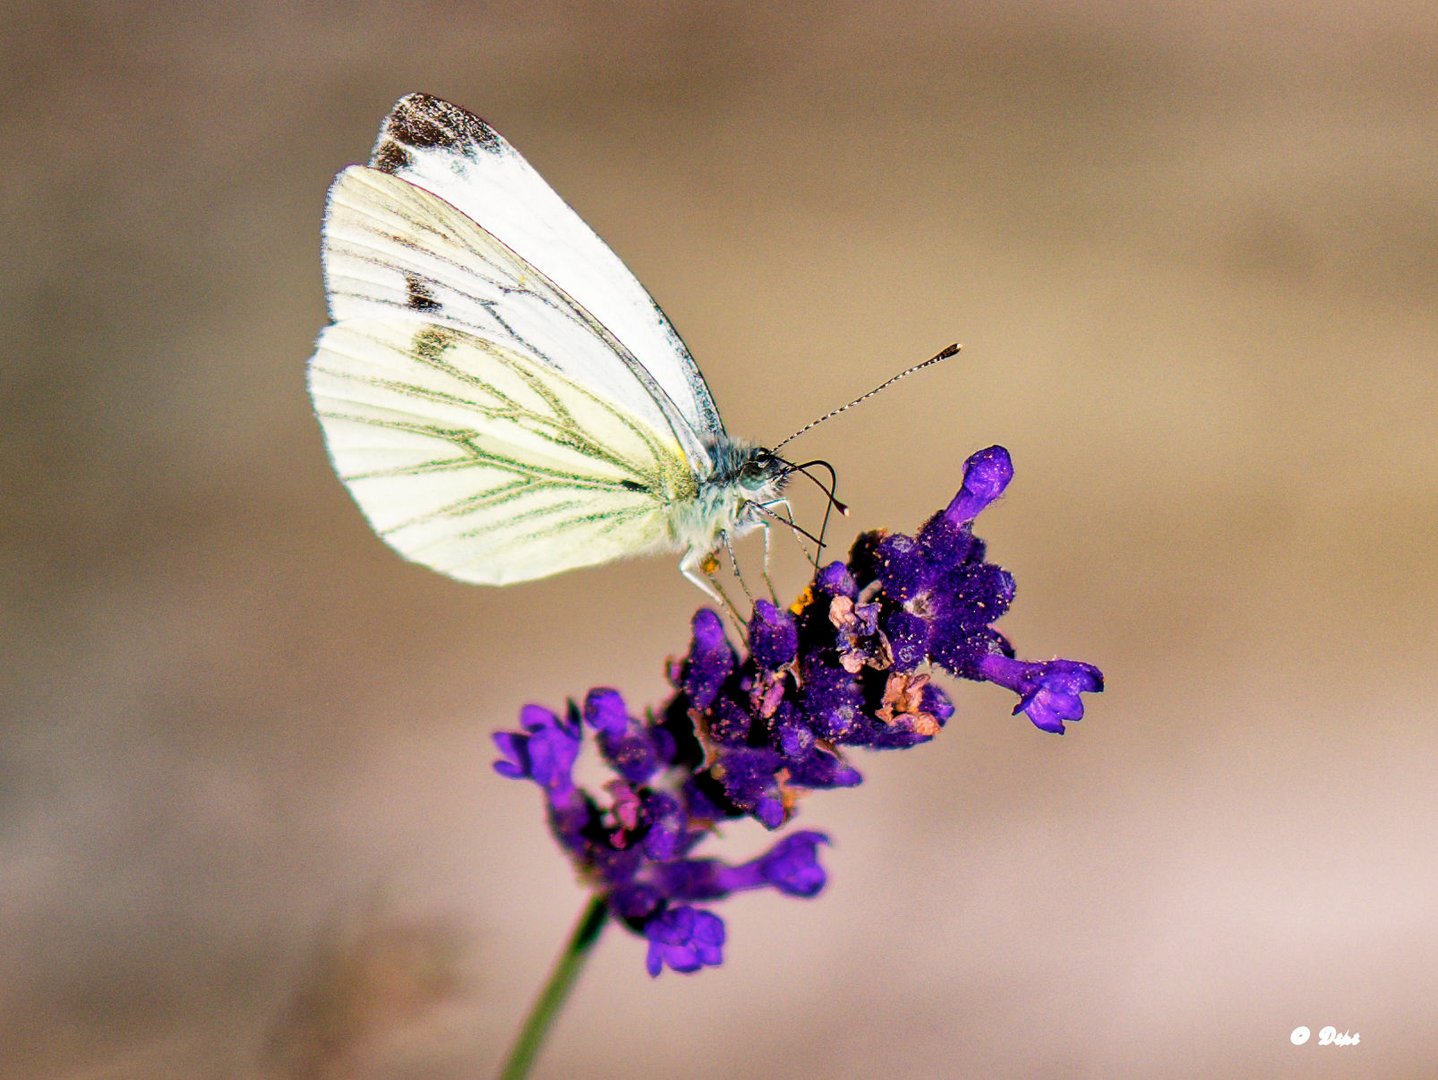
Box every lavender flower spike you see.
[494,445,1102,974]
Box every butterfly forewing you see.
[367,93,725,444]
[323,166,706,466]
[309,317,693,584]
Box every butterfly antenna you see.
[770,343,960,455]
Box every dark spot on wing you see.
[377,93,502,165]
[372,139,412,173]
[619,480,646,492]
[404,273,442,312]
[413,325,458,365]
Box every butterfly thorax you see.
[667,438,788,556]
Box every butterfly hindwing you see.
[309,317,693,584]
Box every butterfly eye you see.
[740,451,774,484]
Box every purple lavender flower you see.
[978,655,1105,734]
[492,705,580,796]
[750,599,799,670]
[494,446,1103,975]
[644,906,726,976]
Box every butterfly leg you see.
[721,530,755,606]
[762,497,816,564]
[757,514,779,604]
[680,548,722,602]
[681,546,748,625]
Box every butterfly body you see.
[309,94,788,589]
[670,437,785,563]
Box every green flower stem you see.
[499,894,609,1080]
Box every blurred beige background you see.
[4,3,1435,1077]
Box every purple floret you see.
[750,599,799,672]
[681,609,734,710]
[645,906,725,977]
[491,705,579,798]
[944,444,1013,524]
[979,655,1106,733]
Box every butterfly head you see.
[692,440,842,563]
[683,439,787,545]
[738,447,784,495]
[705,440,787,509]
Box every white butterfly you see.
[308,93,792,594]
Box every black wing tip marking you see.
[403,273,443,312]
[372,139,412,172]
[371,92,502,172]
